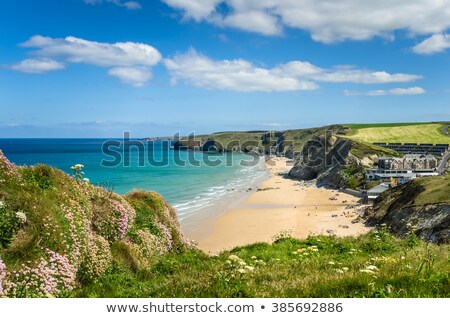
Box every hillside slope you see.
[364,174,450,243]
[0,151,189,297]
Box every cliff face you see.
[288,136,360,188]
[364,177,450,243]
[0,151,189,297]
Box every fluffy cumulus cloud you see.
[344,87,426,96]
[164,49,421,92]
[10,58,65,73]
[84,0,141,10]
[12,35,161,87]
[161,0,450,42]
[413,34,450,54]
[108,66,152,87]
[164,49,318,92]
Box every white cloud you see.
[108,66,152,87]
[84,0,141,10]
[164,49,421,92]
[161,0,450,43]
[22,35,161,67]
[164,49,317,92]
[14,35,161,87]
[273,62,420,84]
[412,34,450,54]
[211,10,282,36]
[10,58,65,73]
[162,0,220,21]
[344,87,426,96]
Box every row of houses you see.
[365,154,442,201]
[372,142,449,156]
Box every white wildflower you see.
[0,201,4,209]
[359,269,374,274]
[251,256,257,260]
[342,267,349,271]
[328,261,336,265]
[228,255,240,261]
[237,268,246,274]
[82,178,90,183]
[238,261,247,266]
[366,265,379,271]
[335,269,344,274]
[244,266,254,272]
[16,211,27,224]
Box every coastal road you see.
[437,151,450,173]
[440,124,450,136]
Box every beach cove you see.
[184,157,371,254]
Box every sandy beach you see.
[186,157,370,254]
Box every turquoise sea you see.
[0,139,267,222]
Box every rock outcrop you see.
[288,135,357,188]
[363,179,450,243]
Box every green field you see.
[344,122,450,144]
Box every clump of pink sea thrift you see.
[0,150,20,180]
[157,223,173,250]
[91,195,135,242]
[0,259,6,297]
[1,250,76,298]
[80,234,112,281]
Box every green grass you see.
[344,123,450,144]
[349,140,399,159]
[345,122,435,129]
[415,174,450,205]
[75,233,450,298]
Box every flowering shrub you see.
[125,229,168,268]
[79,234,112,282]
[1,250,76,298]
[156,223,173,250]
[70,164,85,181]
[15,211,27,224]
[0,151,20,181]
[91,196,135,242]
[0,155,187,297]
[0,259,6,297]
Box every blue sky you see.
[1,0,449,138]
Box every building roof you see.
[367,182,390,195]
[373,172,416,178]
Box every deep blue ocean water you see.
[0,139,267,220]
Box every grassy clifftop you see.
[0,151,188,297]
[343,122,450,144]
